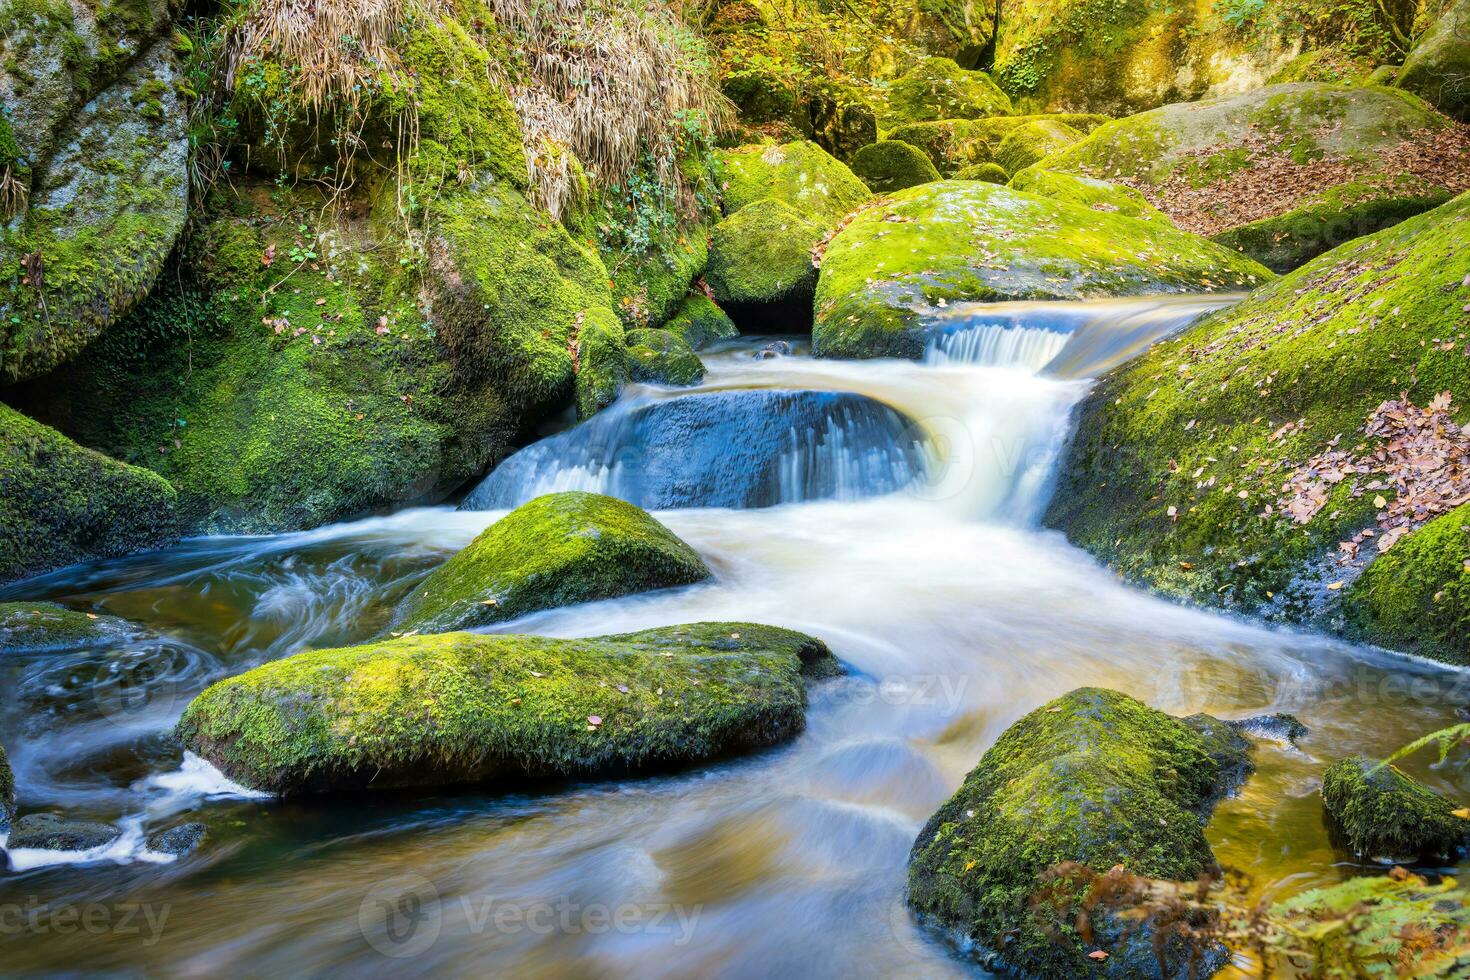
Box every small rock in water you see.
[754,341,792,360]
[9,813,122,851]
[147,822,207,857]
[1229,713,1309,746]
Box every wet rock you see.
[1322,756,1468,862]
[625,329,705,386]
[146,822,206,857]
[0,602,152,653]
[395,492,711,634]
[755,341,793,359]
[907,687,1253,976]
[9,813,121,851]
[0,743,12,834]
[813,180,1270,359]
[177,623,840,795]
[659,294,739,351]
[1228,713,1309,746]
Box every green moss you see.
[717,141,872,224]
[395,492,711,633]
[953,161,1009,182]
[0,403,179,584]
[886,113,1108,175]
[572,306,629,419]
[1045,193,1470,626]
[849,139,940,193]
[1212,173,1452,272]
[706,199,823,306]
[1267,47,1376,84]
[625,328,705,386]
[994,118,1082,175]
[1396,0,1470,121]
[813,180,1271,359]
[1008,167,1166,219]
[0,601,150,652]
[603,223,710,330]
[1343,501,1470,666]
[907,687,1251,976]
[1321,757,1467,860]
[660,294,739,350]
[879,56,1013,130]
[177,621,837,795]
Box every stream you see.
[1,295,1467,977]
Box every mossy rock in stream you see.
[1008,168,1166,220]
[993,118,1082,175]
[1321,757,1468,862]
[879,56,1012,130]
[0,403,179,584]
[9,813,122,851]
[716,142,872,224]
[1342,501,1470,665]
[0,42,188,383]
[625,328,705,386]
[1045,193,1470,647]
[0,601,151,652]
[706,199,823,307]
[1396,0,1470,121]
[812,180,1270,359]
[849,140,941,193]
[660,294,739,351]
[1033,84,1469,260]
[907,687,1252,977]
[177,622,839,795]
[395,492,711,634]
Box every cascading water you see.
[1,296,1467,978]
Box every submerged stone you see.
[147,822,207,857]
[396,492,711,634]
[1321,756,1468,862]
[907,687,1252,976]
[460,389,932,512]
[177,623,840,795]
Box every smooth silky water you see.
[2,296,1467,977]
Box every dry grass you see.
[0,166,26,218]
[488,0,732,218]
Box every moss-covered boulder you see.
[1,41,188,383]
[1397,0,1470,121]
[994,118,1081,175]
[953,161,1009,183]
[879,56,1012,130]
[177,622,838,795]
[1035,84,1469,268]
[0,403,178,584]
[705,199,823,308]
[1045,194,1470,640]
[603,222,711,330]
[717,141,872,223]
[813,180,1269,359]
[849,140,941,193]
[1322,757,1468,862]
[1008,168,1166,220]
[1343,501,1470,665]
[907,687,1252,976]
[1211,172,1453,272]
[395,492,710,633]
[626,328,705,386]
[0,601,151,652]
[886,113,1109,175]
[660,294,739,350]
[9,813,122,851]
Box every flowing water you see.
[2,296,1468,977]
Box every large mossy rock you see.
[1396,0,1470,121]
[706,199,823,308]
[1035,84,1469,270]
[0,41,188,383]
[625,328,705,386]
[1343,501,1470,664]
[812,180,1270,359]
[0,601,150,652]
[886,112,1108,175]
[660,294,739,350]
[395,492,711,634]
[1045,194,1470,646]
[849,140,941,193]
[993,118,1081,175]
[717,141,872,224]
[0,403,178,584]
[177,622,838,795]
[907,687,1252,976]
[879,56,1012,130]
[1321,756,1468,862]
[1008,168,1166,220]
